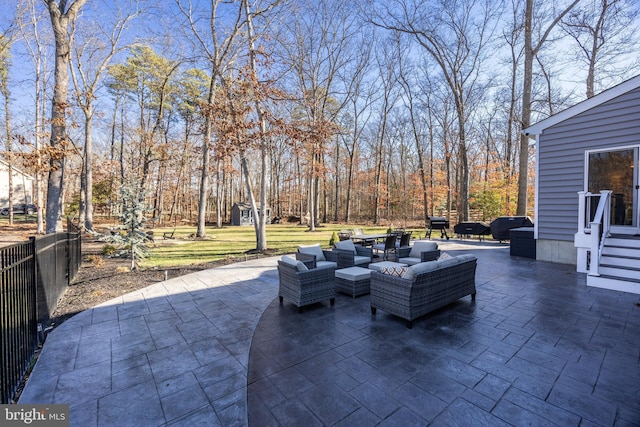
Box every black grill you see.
[427,216,450,240]
[454,222,491,240]
[490,216,534,241]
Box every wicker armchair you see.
[333,240,373,268]
[370,255,477,328]
[296,244,338,269]
[397,241,440,266]
[278,256,336,312]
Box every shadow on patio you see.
[20,241,640,426]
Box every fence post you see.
[29,236,41,344]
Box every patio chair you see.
[397,241,440,265]
[338,231,352,241]
[373,234,397,261]
[296,244,338,269]
[396,231,412,248]
[333,239,373,268]
[278,255,336,312]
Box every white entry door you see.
[587,146,639,233]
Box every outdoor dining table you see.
[350,233,389,246]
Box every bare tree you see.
[45,0,87,233]
[516,0,579,216]
[371,36,400,225]
[69,2,140,232]
[398,51,431,227]
[176,0,245,236]
[368,0,500,222]
[279,0,357,231]
[242,0,276,251]
[0,28,16,225]
[337,30,375,223]
[561,0,639,98]
[15,0,49,233]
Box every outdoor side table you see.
[510,227,536,258]
[335,266,372,298]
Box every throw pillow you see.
[401,267,414,280]
[334,239,357,254]
[381,266,407,277]
[438,252,452,260]
[298,244,326,261]
[409,241,438,258]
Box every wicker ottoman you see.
[335,266,372,298]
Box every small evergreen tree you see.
[329,231,339,246]
[101,181,150,270]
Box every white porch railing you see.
[575,190,612,275]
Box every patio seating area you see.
[19,241,640,426]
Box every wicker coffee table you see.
[335,266,372,298]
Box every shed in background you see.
[231,202,270,226]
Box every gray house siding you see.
[537,87,640,245]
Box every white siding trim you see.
[534,134,539,240]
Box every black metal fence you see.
[0,231,81,404]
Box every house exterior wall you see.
[0,161,34,207]
[536,87,640,263]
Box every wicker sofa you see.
[277,255,336,312]
[370,254,477,328]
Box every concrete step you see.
[605,236,640,248]
[600,254,640,268]
[602,246,640,257]
[599,264,640,280]
[588,274,640,294]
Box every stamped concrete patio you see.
[19,241,640,426]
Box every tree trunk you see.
[197,77,216,237]
[45,0,87,233]
[2,72,13,225]
[517,0,579,215]
[243,0,268,250]
[84,110,94,231]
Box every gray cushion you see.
[401,260,439,280]
[335,267,371,281]
[436,257,461,269]
[456,254,477,263]
[316,260,338,270]
[353,255,370,265]
[298,244,326,261]
[334,239,357,254]
[409,241,438,257]
[398,257,421,266]
[281,255,308,272]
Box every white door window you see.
[587,147,639,231]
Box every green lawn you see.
[143,224,410,268]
